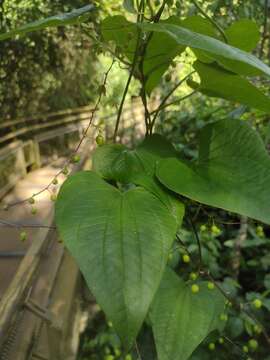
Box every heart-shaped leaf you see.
[193,61,270,113]
[0,5,94,41]
[150,269,225,360]
[140,22,270,77]
[56,171,178,349]
[157,119,270,225]
[92,135,184,225]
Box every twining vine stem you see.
[2,58,115,211]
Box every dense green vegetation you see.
[1,1,270,359]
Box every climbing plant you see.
[1,1,270,359]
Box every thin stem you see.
[189,216,202,272]
[135,341,142,360]
[149,71,195,132]
[0,219,56,230]
[150,90,197,115]
[191,0,228,43]
[113,1,144,142]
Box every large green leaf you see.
[92,135,184,225]
[225,19,260,52]
[0,5,94,41]
[140,22,270,77]
[150,269,225,360]
[56,171,178,349]
[193,61,270,113]
[157,119,270,225]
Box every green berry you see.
[71,155,81,163]
[31,207,37,215]
[125,355,132,360]
[50,194,57,202]
[189,272,198,281]
[182,254,190,263]
[207,282,215,290]
[20,231,27,242]
[191,284,199,294]
[248,339,258,351]
[165,73,172,82]
[200,224,207,232]
[253,325,262,334]
[108,321,113,328]
[96,134,105,146]
[220,313,228,322]
[114,348,121,357]
[243,345,249,353]
[62,166,69,176]
[256,225,264,237]
[28,197,35,204]
[52,178,58,185]
[218,337,224,344]
[211,224,221,236]
[253,299,262,309]
[208,343,215,351]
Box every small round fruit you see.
[125,355,132,360]
[211,224,221,236]
[31,207,37,215]
[52,178,58,185]
[208,343,215,351]
[28,197,35,205]
[253,299,262,309]
[96,134,105,146]
[220,313,228,322]
[20,231,27,242]
[248,339,258,351]
[200,224,207,232]
[243,345,249,353]
[207,282,215,290]
[253,325,262,334]
[256,225,264,237]
[182,254,190,263]
[218,337,224,344]
[189,272,198,281]
[71,155,81,163]
[62,166,69,176]
[50,194,57,202]
[165,73,172,82]
[191,284,199,294]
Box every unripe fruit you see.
[248,339,258,351]
[125,355,132,360]
[218,337,224,344]
[104,356,114,360]
[189,272,198,281]
[52,178,58,185]
[71,155,81,163]
[200,224,207,232]
[31,207,37,215]
[50,194,57,202]
[191,284,199,294]
[20,231,27,242]
[256,225,264,237]
[165,73,172,82]
[211,224,221,236]
[96,134,105,146]
[253,325,262,334]
[62,166,69,176]
[182,254,190,263]
[220,313,228,322]
[28,197,35,204]
[253,299,262,309]
[243,345,249,353]
[208,343,215,351]
[207,282,215,290]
